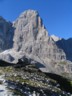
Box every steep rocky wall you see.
[13,10,66,62]
[0,10,67,73]
[0,16,14,51]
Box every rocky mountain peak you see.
[13,10,49,51]
[14,10,42,28]
[19,10,39,18]
[12,10,66,73]
[0,10,67,73]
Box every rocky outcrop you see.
[0,10,66,73]
[13,10,66,61]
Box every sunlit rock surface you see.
[0,10,69,73]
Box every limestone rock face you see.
[0,10,66,73]
[0,16,14,52]
[13,10,66,62]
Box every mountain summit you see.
[0,10,67,73]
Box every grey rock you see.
[0,10,67,73]
[13,10,66,61]
[12,10,66,73]
[0,51,14,62]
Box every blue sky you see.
[0,0,72,39]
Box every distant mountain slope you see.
[0,16,14,51]
[51,34,72,61]
[56,38,72,61]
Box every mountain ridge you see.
[0,9,72,75]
